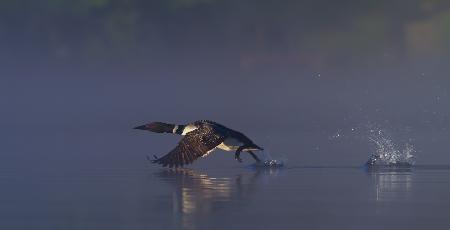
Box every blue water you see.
[2,161,450,230]
[1,125,450,230]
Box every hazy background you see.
[1,0,450,172]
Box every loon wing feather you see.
[152,125,226,168]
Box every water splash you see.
[253,137,285,168]
[366,125,415,166]
[259,159,284,167]
[253,150,285,168]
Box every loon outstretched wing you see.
[152,125,226,168]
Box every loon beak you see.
[134,125,148,130]
[254,144,264,151]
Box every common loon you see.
[134,120,263,168]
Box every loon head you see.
[134,122,175,133]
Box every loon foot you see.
[235,156,243,163]
[235,146,245,163]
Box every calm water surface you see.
[2,159,450,230]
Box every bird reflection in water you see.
[155,168,279,230]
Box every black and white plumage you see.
[134,120,263,168]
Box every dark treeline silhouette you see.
[1,0,450,73]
